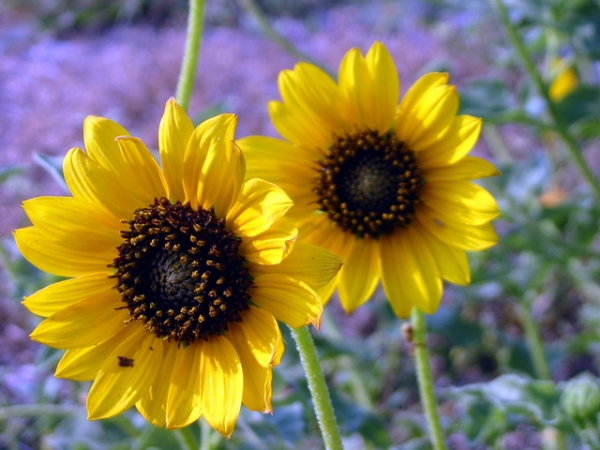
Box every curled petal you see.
[226,178,293,238]
[183,114,244,216]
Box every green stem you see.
[175,0,206,112]
[516,300,551,380]
[411,308,448,450]
[289,326,343,450]
[174,425,199,450]
[200,419,214,450]
[493,0,600,199]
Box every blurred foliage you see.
[2,0,600,448]
[2,0,189,34]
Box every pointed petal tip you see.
[311,311,323,330]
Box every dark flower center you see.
[111,198,252,345]
[313,129,424,239]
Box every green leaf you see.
[449,374,566,447]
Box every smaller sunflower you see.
[238,42,499,317]
[14,99,342,436]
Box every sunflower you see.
[238,41,499,317]
[14,99,342,436]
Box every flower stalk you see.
[290,326,344,450]
[175,426,199,450]
[176,0,206,112]
[411,307,448,450]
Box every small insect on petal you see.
[117,356,134,367]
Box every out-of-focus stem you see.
[493,0,600,199]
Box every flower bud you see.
[560,374,600,427]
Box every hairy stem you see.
[290,326,344,450]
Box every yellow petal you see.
[364,41,400,132]
[240,217,297,265]
[399,85,458,150]
[24,195,117,230]
[14,227,113,277]
[380,227,443,317]
[165,341,204,428]
[87,326,162,420]
[227,306,282,367]
[250,242,343,291]
[417,115,482,167]
[226,179,293,237]
[251,275,322,328]
[159,98,194,201]
[63,147,155,220]
[418,224,470,285]
[198,141,245,218]
[424,156,500,181]
[229,316,280,412]
[421,180,499,225]
[30,290,128,348]
[268,100,333,150]
[114,136,168,202]
[183,114,244,216]
[279,64,344,146]
[22,196,121,258]
[136,342,178,428]
[314,271,342,306]
[238,136,316,180]
[292,63,344,125]
[417,204,498,250]
[338,239,380,312]
[83,115,130,169]
[56,327,131,381]
[237,136,318,216]
[23,272,115,317]
[241,358,273,413]
[61,148,117,220]
[200,336,243,438]
[339,47,373,128]
[397,72,449,124]
[299,214,356,264]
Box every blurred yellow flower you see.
[549,59,578,101]
[238,42,499,317]
[14,99,341,436]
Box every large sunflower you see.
[14,99,342,436]
[238,41,499,317]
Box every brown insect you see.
[117,356,134,367]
